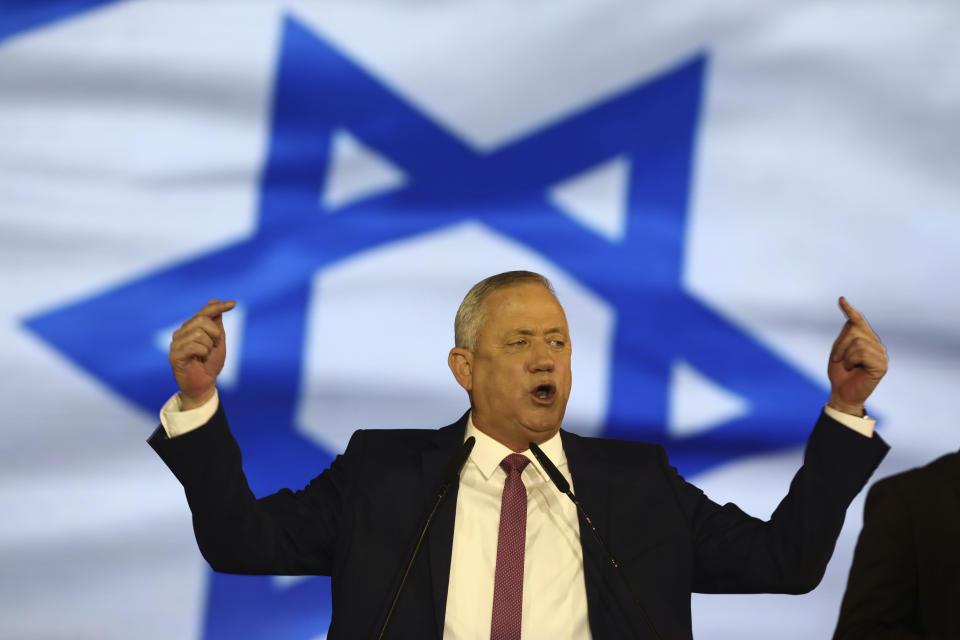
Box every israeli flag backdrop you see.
[2,2,958,638]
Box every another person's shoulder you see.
[881,449,958,484]
[919,449,960,479]
[868,450,960,502]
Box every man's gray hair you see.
[454,271,555,350]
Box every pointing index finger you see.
[837,296,857,319]
[200,299,236,317]
[838,296,879,340]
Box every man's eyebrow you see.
[507,327,568,336]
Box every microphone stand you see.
[529,441,662,640]
[376,436,475,640]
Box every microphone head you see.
[441,436,476,486]
[529,441,570,494]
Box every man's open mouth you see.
[531,383,557,403]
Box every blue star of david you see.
[24,15,827,640]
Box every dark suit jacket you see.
[834,450,960,640]
[150,404,887,639]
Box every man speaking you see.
[150,271,889,639]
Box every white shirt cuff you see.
[823,404,875,438]
[159,389,220,438]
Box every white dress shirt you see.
[442,414,590,640]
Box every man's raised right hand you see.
[169,299,236,410]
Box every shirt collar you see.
[464,412,567,484]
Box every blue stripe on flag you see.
[0,0,125,45]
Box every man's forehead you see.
[484,285,564,313]
[484,288,568,329]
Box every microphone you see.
[377,436,475,640]
[440,436,476,488]
[529,441,662,640]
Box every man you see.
[834,450,960,639]
[151,271,889,639]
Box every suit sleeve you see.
[833,478,924,640]
[148,400,360,576]
[665,411,888,595]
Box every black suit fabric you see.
[834,450,960,640]
[150,404,887,640]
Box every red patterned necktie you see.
[490,453,531,640]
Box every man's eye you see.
[509,339,527,347]
[549,339,565,347]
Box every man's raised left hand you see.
[827,297,887,416]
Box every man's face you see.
[450,282,572,450]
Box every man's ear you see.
[448,347,473,392]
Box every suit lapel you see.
[422,413,469,639]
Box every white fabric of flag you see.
[1,2,959,639]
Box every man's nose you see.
[528,340,555,371]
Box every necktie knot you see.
[500,453,530,476]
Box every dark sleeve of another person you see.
[833,475,923,640]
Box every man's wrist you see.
[823,403,875,438]
[161,389,219,438]
[179,388,216,411]
[827,398,865,417]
